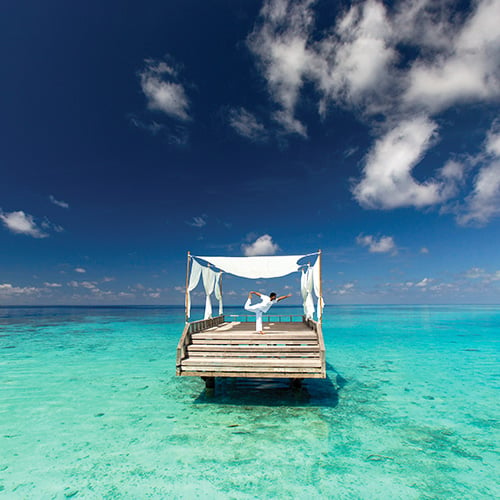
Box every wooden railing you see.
[303,317,326,377]
[176,315,225,374]
[226,314,304,323]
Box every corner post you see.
[185,251,191,323]
[318,249,323,324]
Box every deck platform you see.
[176,315,326,380]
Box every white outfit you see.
[244,294,276,332]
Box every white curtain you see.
[301,268,308,316]
[196,254,314,279]
[202,266,217,319]
[186,258,202,320]
[312,258,324,320]
[302,265,315,319]
[215,272,223,316]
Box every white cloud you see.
[242,234,279,256]
[74,267,86,273]
[0,283,40,295]
[356,234,397,254]
[0,210,48,238]
[415,277,433,287]
[404,0,500,112]
[140,59,190,121]
[465,267,485,279]
[319,0,396,108]
[248,0,314,136]
[187,215,207,228]
[353,116,449,209]
[420,247,429,254]
[49,195,69,209]
[334,282,355,295]
[43,282,62,288]
[458,124,500,226]
[80,281,98,290]
[228,107,268,141]
[246,0,500,224]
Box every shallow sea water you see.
[0,305,498,499]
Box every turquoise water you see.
[0,305,498,499]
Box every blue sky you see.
[1,0,500,306]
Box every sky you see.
[1,0,500,306]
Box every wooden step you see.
[180,365,322,373]
[190,338,318,346]
[192,333,317,340]
[183,357,321,368]
[180,370,325,378]
[188,345,320,353]
[187,347,319,358]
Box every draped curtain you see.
[201,266,217,319]
[186,258,202,320]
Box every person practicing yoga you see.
[244,291,292,334]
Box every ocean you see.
[0,305,498,499]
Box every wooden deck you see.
[176,315,326,380]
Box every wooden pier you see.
[176,314,326,383]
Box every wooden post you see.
[219,272,223,317]
[318,249,323,324]
[185,251,191,323]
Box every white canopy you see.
[195,254,315,279]
[185,251,323,323]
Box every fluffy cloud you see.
[458,124,500,225]
[228,107,268,141]
[415,277,433,288]
[334,282,355,295]
[464,267,500,282]
[0,210,48,238]
[247,0,500,222]
[242,234,279,256]
[353,117,447,209]
[49,195,69,209]
[404,0,500,112]
[248,0,314,136]
[74,267,86,273]
[0,283,40,295]
[356,234,396,254]
[140,59,190,121]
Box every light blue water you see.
[0,305,498,499]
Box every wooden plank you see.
[180,371,326,379]
[180,365,322,373]
[190,339,318,345]
[187,352,320,359]
[183,357,322,367]
[191,333,317,340]
[188,345,320,352]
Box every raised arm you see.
[250,291,262,297]
[276,293,292,302]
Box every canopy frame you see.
[184,250,323,324]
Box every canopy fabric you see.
[201,266,217,319]
[301,265,315,319]
[186,258,203,319]
[312,258,324,319]
[195,254,315,279]
[214,272,223,316]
